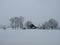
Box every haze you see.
[0,0,60,26]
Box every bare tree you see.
[25,21,32,29]
[9,17,15,29]
[19,16,24,29]
[40,22,49,29]
[3,25,7,30]
[14,17,20,29]
[48,19,58,29]
[9,16,24,29]
[40,19,58,29]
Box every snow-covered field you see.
[0,29,60,45]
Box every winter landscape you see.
[0,0,60,45]
[0,29,60,45]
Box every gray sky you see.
[0,0,60,26]
[0,0,60,45]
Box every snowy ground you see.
[0,29,60,45]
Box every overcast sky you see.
[0,0,60,45]
[0,0,60,26]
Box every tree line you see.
[0,16,60,30]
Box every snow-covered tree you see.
[14,17,19,29]
[9,16,24,29]
[19,16,24,29]
[9,17,15,29]
[40,22,49,29]
[25,21,32,29]
[48,19,58,29]
[40,19,58,29]
[3,25,7,30]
